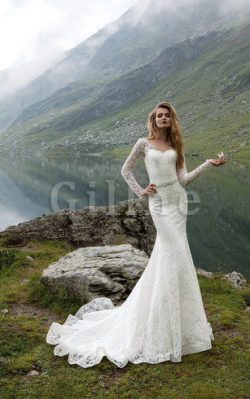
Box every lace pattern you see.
[121,138,146,197]
[177,158,213,186]
[47,320,214,368]
[121,137,213,197]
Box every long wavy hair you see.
[147,102,184,170]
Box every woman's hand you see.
[207,151,228,167]
[141,183,158,197]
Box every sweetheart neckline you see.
[149,147,176,154]
[143,138,176,154]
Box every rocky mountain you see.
[1,21,249,165]
[0,0,249,133]
[8,30,228,130]
[0,0,249,163]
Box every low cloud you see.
[0,0,136,98]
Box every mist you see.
[0,0,249,101]
[0,0,136,100]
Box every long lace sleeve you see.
[177,156,213,186]
[121,138,146,198]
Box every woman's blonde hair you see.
[147,101,184,170]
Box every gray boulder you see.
[196,267,214,279]
[41,244,148,305]
[222,271,247,289]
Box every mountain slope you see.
[0,25,114,131]
[79,0,250,80]
[1,0,249,133]
[1,22,249,165]
[9,30,227,131]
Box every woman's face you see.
[155,107,171,129]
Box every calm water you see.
[0,154,249,277]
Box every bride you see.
[46,101,227,368]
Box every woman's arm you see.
[176,156,213,186]
[121,138,146,198]
[177,151,227,186]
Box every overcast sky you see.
[0,0,137,72]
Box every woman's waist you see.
[150,176,179,187]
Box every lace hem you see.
[46,320,214,368]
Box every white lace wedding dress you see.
[46,137,215,368]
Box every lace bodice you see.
[121,137,213,198]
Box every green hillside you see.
[1,22,249,165]
[0,0,249,140]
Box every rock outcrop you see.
[0,199,156,256]
[222,271,247,289]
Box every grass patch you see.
[0,238,249,399]
[0,248,17,271]
[28,272,82,316]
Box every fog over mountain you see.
[1,0,249,100]
[0,0,249,144]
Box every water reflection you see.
[0,154,249,277]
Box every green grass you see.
[0,238,249,398]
